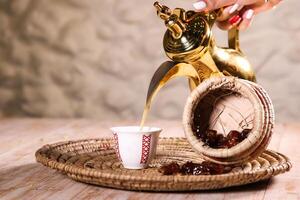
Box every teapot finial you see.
[153,2,171,20]
[154,2,186,39]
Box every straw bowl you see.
[182,76,274,165]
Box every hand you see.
[192,0,283,30]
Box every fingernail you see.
[245,9,254,19]
[237,4,244,11]
[229,3,239,14]
[229,15,242,24]
[193,1,207,10]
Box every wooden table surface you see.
[0,119,299,200]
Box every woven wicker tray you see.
[35,137,291,191]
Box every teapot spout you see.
[145,61,200,112]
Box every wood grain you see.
[0,119,298,200]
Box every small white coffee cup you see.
[110,126,162,169]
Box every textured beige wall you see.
[0,0,299,122]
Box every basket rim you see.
[182,76,266,159]
[224,79,274,163]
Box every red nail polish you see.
[229,15,241,24]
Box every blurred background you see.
[0,0,299,122]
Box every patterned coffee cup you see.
[110,126,162,169]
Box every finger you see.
[236,0,281,30]
[217,4,244,22]
[228,14,242,26]
[227,0,262,14]
[193,0,208,12]
[217,13,242,30]
[193,0,236,12]
[238,9,255,30]
[216,20,233,30]
[217,6,233,21]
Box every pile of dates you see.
[159,161,232,175]
[196,128,252,148]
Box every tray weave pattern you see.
[35,137,291,191]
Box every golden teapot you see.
[141,2,256,125]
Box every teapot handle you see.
[228,27,241,52]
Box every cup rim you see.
[110,126,162,134]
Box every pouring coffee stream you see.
[140,2,256,128]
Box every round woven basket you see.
[183,76,274,165]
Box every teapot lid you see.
[163,15,210,54]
